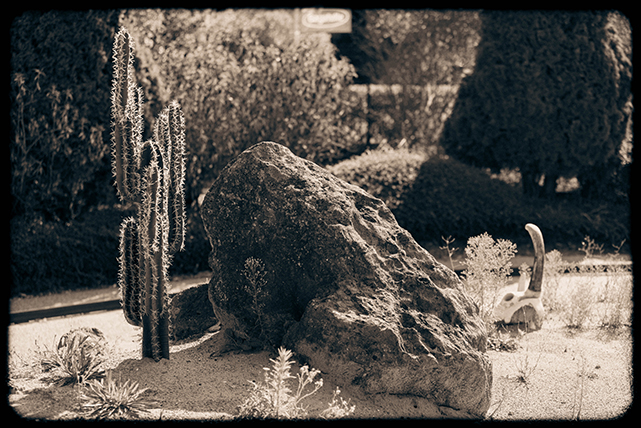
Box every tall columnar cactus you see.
[112,27,186,361]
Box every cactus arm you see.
[118,217,143,327]
[167,100,186,255]
[111,27,144,204]
[111,28,134,202]
[154,101,186,255]
[110,28,128,201]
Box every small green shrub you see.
[512,338,543,385]
[558,272,596,330]
[81,370,155,420]
[542,249,567,311]
[487,328,520,352]
[596,269,632,329]
[462,232,517,323]
[35,328,106,387]
[243,257,268,338]
[238,347,355,419]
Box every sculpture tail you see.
[525,223,544,294]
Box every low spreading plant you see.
[35,327,106,387]
[81,370,155,420]
[238,347,355,419]
[487,328,521,353]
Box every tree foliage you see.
[440,10,633,199]
[332,9,481,85]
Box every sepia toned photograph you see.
[8,8,633,421]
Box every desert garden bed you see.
[8,267,632,421]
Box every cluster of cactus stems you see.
[112,27,186,361]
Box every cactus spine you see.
[112,27,185,361]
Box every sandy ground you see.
[7,271,633,421]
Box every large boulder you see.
[200,142,492,417]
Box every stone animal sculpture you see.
[111,27,186,361]
[493,223,545,330]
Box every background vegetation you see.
[10,9,633,297]
[440,10,632,201]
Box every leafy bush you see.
[328,147,629,248]
[10,11,119,221]
[329,148,528,243]
[440,10,632,199]
[332,10,481,85]
[121,9,365,204]
[462,233,517,323]
[353,84,461,151]
[542,250,567,311]
[333,10,482,152]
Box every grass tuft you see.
[35,327,106,387]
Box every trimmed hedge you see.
[326,148,426,211]
[9,204,210,297]
[10,207,128,297]
[328,149,630,248]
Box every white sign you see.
[299,8,352,33]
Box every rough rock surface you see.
[200,142,492,417]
